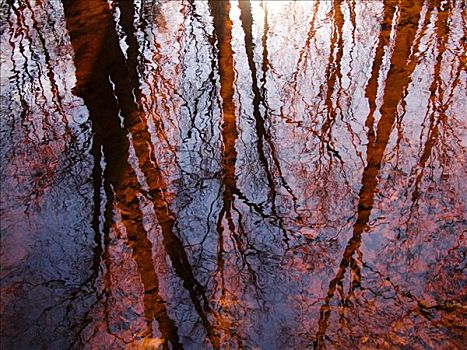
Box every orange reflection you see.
[1,0,465,349]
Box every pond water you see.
[0,0,466,349]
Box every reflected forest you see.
[0,0,466,349]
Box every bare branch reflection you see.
[1,0,465,349]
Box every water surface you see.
[1,0,466,349]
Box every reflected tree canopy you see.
[0,0,466,349]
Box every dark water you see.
[1,0,466,349]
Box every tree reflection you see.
[1,0,465,348]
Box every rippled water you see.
[1,0,466,349]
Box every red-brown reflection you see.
[62,1,183,348]
[315,2,423,347]
[1,0,465,349]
